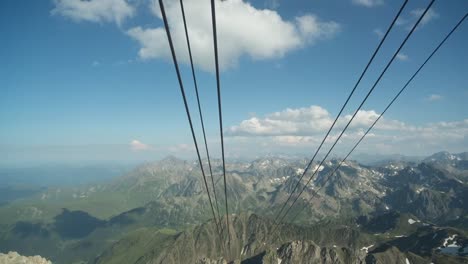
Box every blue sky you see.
[1,0,467,164]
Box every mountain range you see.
[0,151,466,263]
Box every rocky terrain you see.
[94,213,468,264]
[0,151,466,263]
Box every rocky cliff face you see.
[95,212,468,264]
[95,213,372,264]
[267,240,362,264]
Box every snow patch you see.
[435,234,465,255]
[360,244,374,253]
[438,235,467,256]
[442,234,458,247]
[405,258,410,264]
[312,165,324,172]
[270,176,289,184]
[296,168,304,175]
[408,218,417,224]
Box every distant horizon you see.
[1,145,465,167]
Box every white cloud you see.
[396,53,408,61]
[224,105,468,156]
[395,17,407,26]
[226,106,332,136]
[52,0,135,25]
[373,28,384,38]
[128,0,339,71]
[226,105,405,137]
[130,139,151,151]
[126,27,168,60]
[426,94,443,102]
[397,8,439,30]
[352,0,384,8]
[92,60,100,67]
[411,8,439,27]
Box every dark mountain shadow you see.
[12,221,49,238]
[241,251,266,264]
[53,209,106,239]
[358,211,401,233]
[108,207,146,226]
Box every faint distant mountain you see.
[0,163,131,187]
[423,151,467,162]
[352,153,423,165]
[423,151,468,171]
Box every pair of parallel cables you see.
[159,0,230,246]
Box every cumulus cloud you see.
[226,106,332,136]
[52,0,135,25]
[426,94,443,102]
[224,105,468,156]
[352,0,384,8]
[130,139,151,151]
[225,105,406,137]
[127,0,339,71]
[225,106,468,156]
[396,53,408,61]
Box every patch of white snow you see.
[360,244,374,253]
